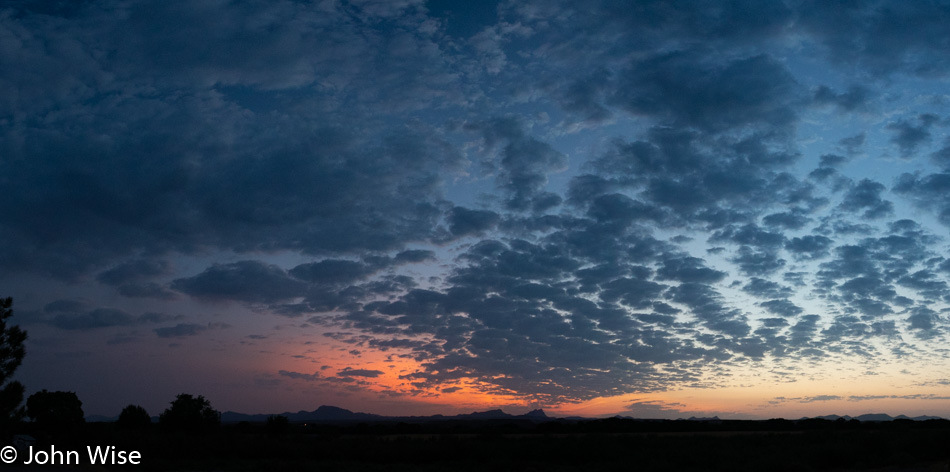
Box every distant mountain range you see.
[84,406,944,423]
[219,405,549,423]
[805,413,944,422]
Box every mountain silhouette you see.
[90,406,944,423]
[523,409,548,419]
[220,406,549,423]
[804,413,944,422]
[221,405,381,423]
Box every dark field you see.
[9,418,950,471]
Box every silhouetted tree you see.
[159,393,220,432]
[266,414,290,436]
[117,404,151,430]
[26,390,84,430]
[0,297,27,429]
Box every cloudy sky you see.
[4,0,950,420]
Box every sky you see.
[4,0,950,421]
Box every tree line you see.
[1,297,225,436]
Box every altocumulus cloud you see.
[3,0,950,411]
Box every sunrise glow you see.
[4,0,950,422]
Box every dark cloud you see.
[393,249,436,265]
[467,117,567,212]
[599,277,666,310]
[812,230,940,320]
[613,52,799,133]
[808,166,838,183]
[809,226,944,323]
[711,224,786,249]
[812,85,871,112]
[818,245,878,282]
[587,193,668,227]
[6,0,950,412]
[154,323,206,338]
[762,211,809,230]
[838,134,866,156]
[154,322,227,338]
[742,278,793,299]
[336,368,385,378]
[115,283,177,300]
[588,126,805,232]
[760,299,804,318]
[906,307,941,338]
[897,270,948,300]
[343,228,748,401]
[0,1,465,281]
[566,174,614,206]
[797,1,950,77]
[894,172,950,225]
[52,308,138,330]
[97,259,171,285]
[760,318,789,329]
[531,0,792,58]
[557,69,613,123]
[788,315,822,350]
[822,315,872,343]
[800,395,841,403]
[277,370,321,381]
[447,207,501,237]
[849,394,950,402]
[138,312,182,324]
[839,179,893,219]
[730,247,786,277]
[43,299,91,313]
[656,256,727,284]
[887,114,939,158]
[45,308,175,331]
[171,260,306,304]
[829,221,875,236]
[931,139,950,171]
[819,154,848,168]
[666,282,749,337]
[289,260,373,285]
[838,276,895,302]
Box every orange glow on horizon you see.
[258,332,950,419]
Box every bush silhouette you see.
[117,404,152,430]
[26,390,84,430]
[159,393,220,432]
